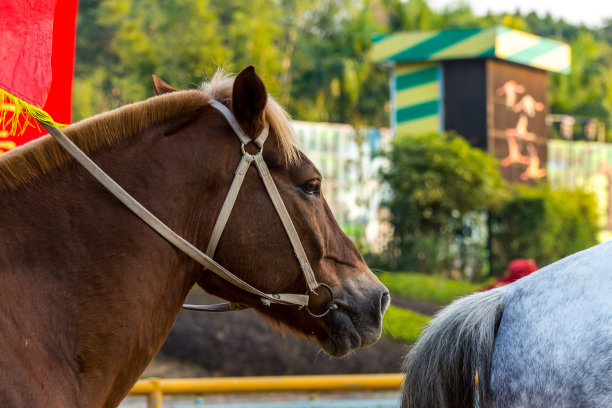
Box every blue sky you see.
[428,0,612,28]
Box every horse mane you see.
[0,70,300,191]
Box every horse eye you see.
[302,179,321,195]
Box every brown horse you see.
[0,66,389,407]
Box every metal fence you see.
[293,121,393,253]
[548,139,612,231]
[124,374,404,408]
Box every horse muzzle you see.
[318,283,390,357]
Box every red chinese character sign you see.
[490,61,549,183]
[441,58,551,183]
[0,0,78,153]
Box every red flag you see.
[0,0,56,107]
[0,0,78,151]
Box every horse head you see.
[153,66,390,357]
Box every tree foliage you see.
[549,31,612,122]
[74,0,612,129]
[380,132,600,278]
[380,132,504,277]
[69,1,612,283]
[490,186,599,272]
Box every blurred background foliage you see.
[71,0,609,356]
[74,0,607,280]
[74,0,612,131]
[379,132,600,279]
[490,186,600,273]
[380,132,504,279]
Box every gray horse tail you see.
[401,288,507,408]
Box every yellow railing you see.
[129,373,404,408]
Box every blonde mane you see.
[0,71,301,191]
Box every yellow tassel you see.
[0,88,68,137]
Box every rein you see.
[38,100,337,318]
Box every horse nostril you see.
[380,291,391,315]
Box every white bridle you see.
[39,99,337,317]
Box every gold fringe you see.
[0,88,68,137]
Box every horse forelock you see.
[0,70,301,191]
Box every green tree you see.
[211,0,286,96]
[74,0,227,121]
[72,0,612,131]
[400,0,441,30]
[600,19,612,44]
[285,0,391,126]
[549,31,612,126]
[439,1,482,29]
[490,186,599,272]
[381,132,504,278]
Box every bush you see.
[383,305,431,344]
[379,132,600,279]
[380,132,504,278]
[490,185,599,272]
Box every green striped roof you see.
[372,26,570,73]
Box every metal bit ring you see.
[305,283,337,318]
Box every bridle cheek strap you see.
[205,152,254,257]
[252,154,318,292]
[196,100,320,306]
[204,151,318,293]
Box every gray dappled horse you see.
[401,240,612,408]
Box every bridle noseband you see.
[39,99,337,318]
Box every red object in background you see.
[0,0,56,107]
[0,0,79,150]
[483,258,538,290]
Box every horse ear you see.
[152,75,178,95]
[232,65,267,125]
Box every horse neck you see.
[0,125,227,406]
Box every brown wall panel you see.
[487,59,549,183]
[442,58,549,183]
